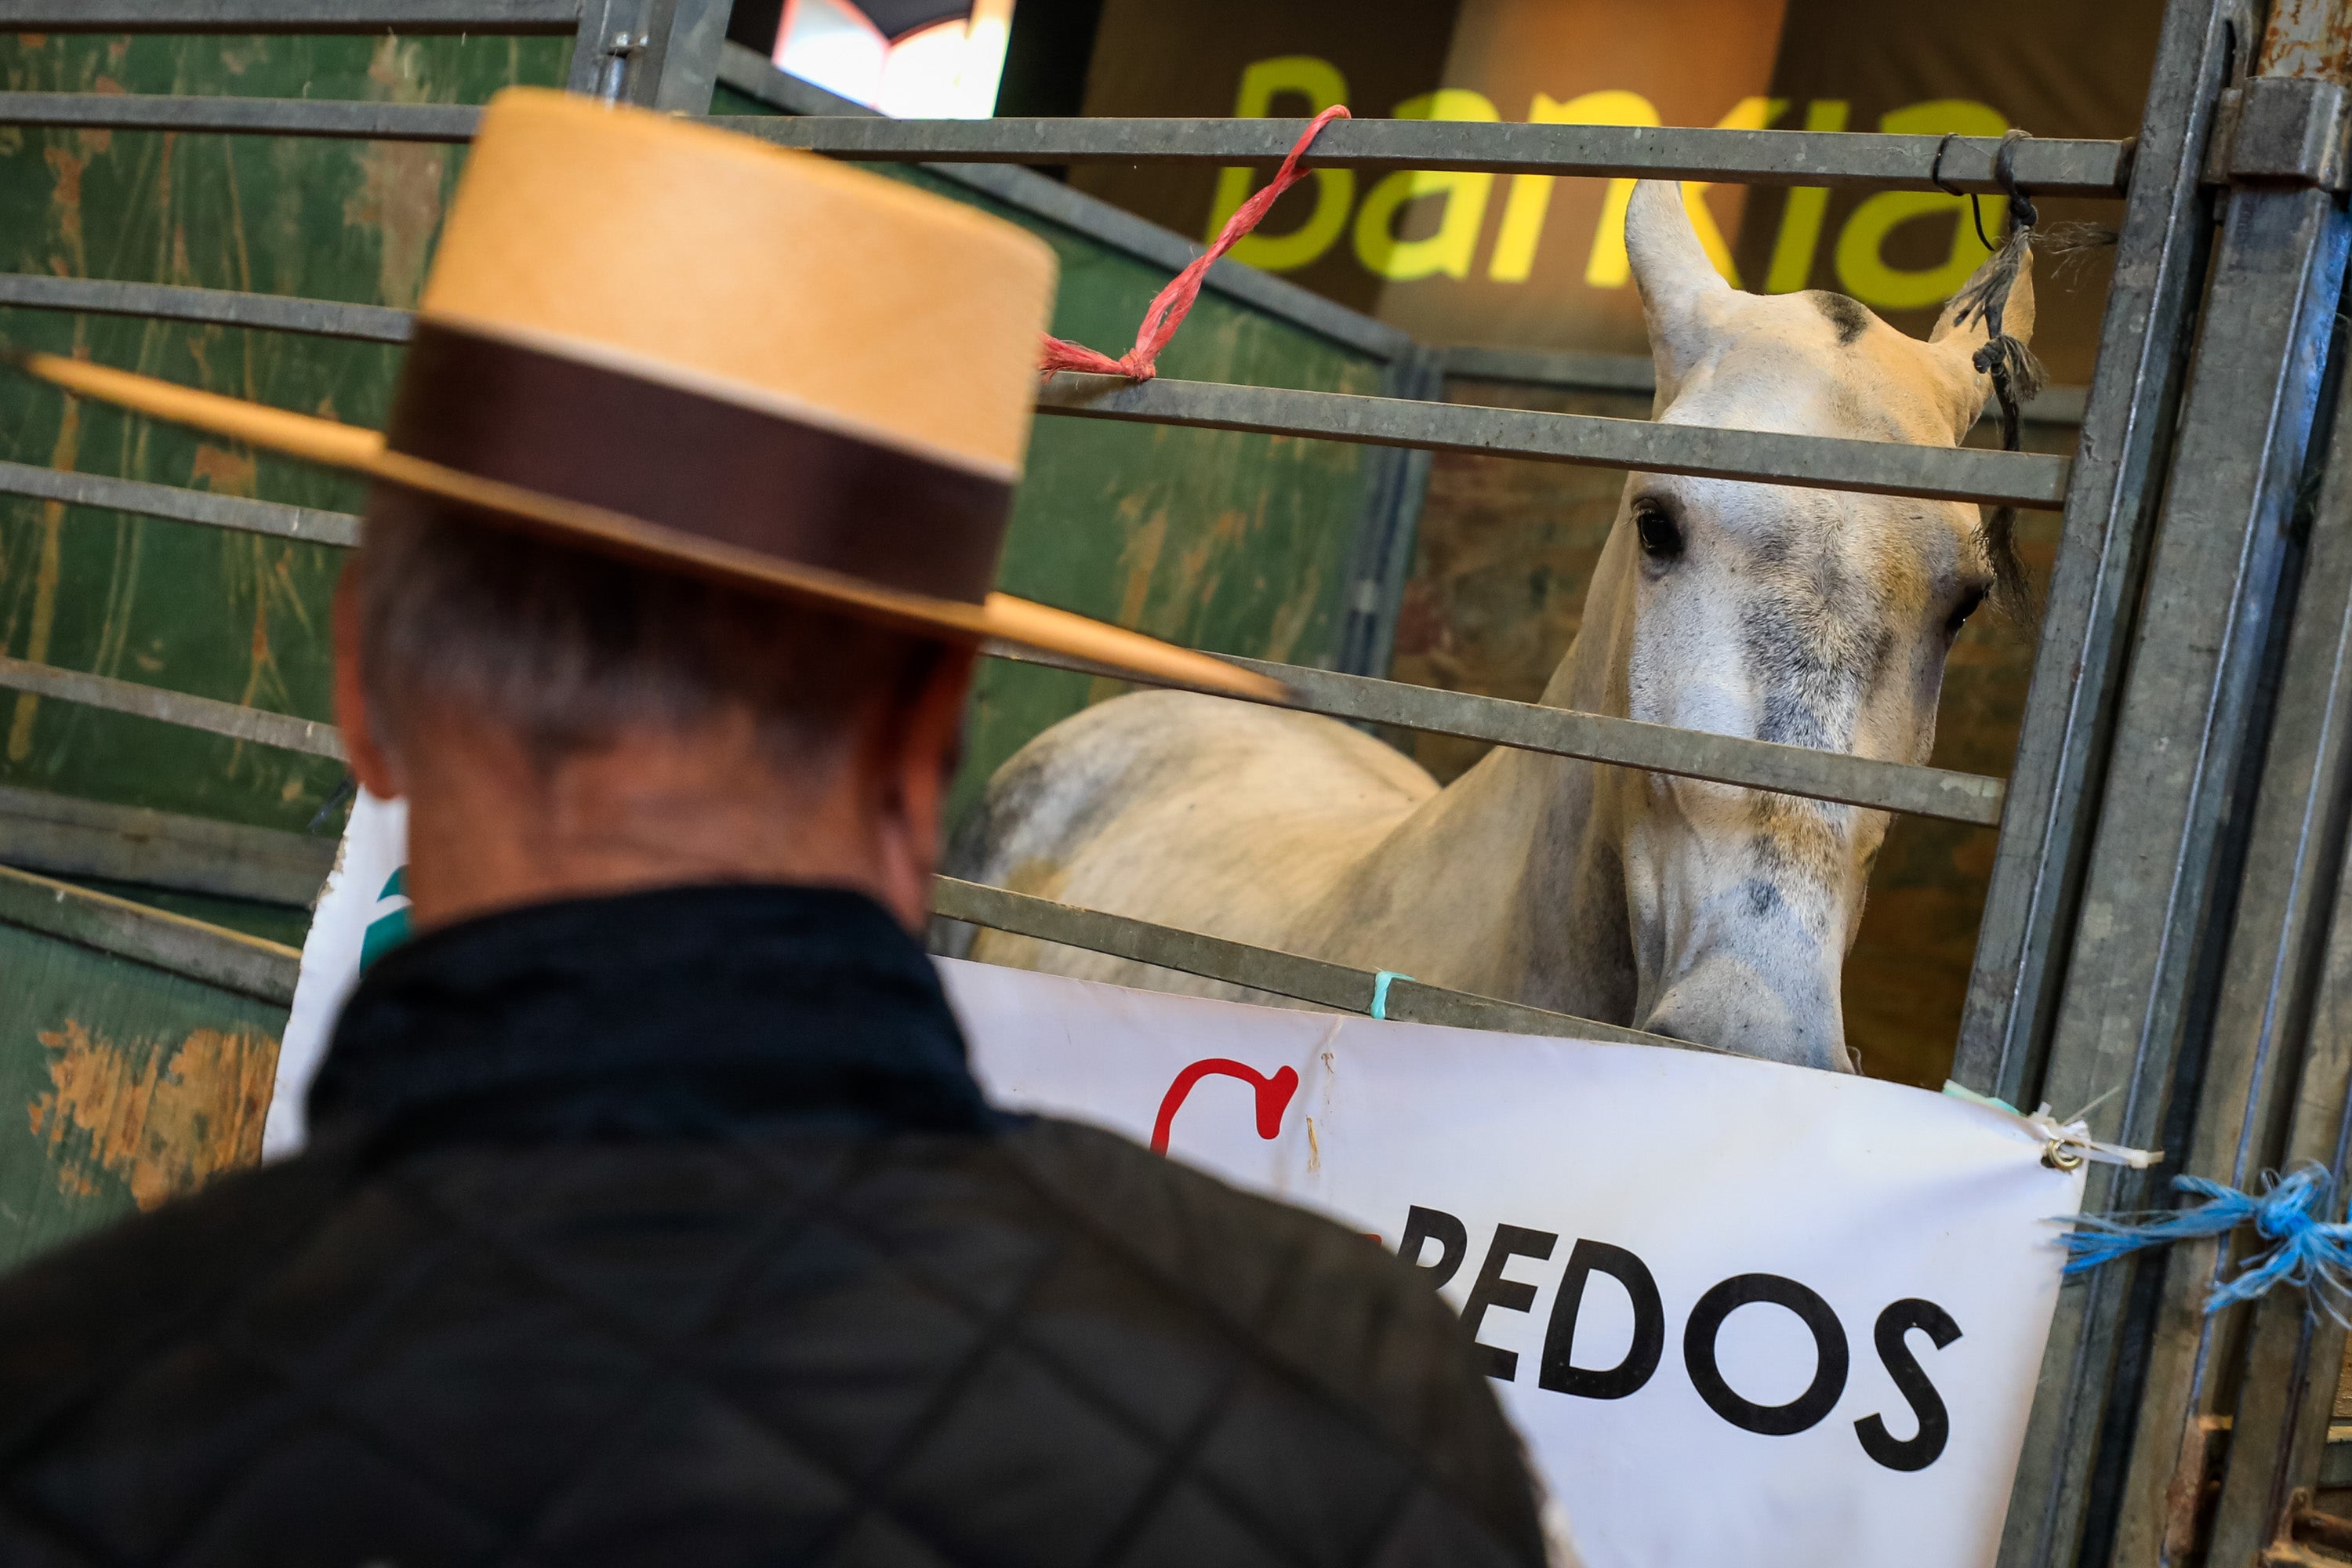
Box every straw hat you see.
[8,88,1280,700]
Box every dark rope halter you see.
[1932,129,2047,613]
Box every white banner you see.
[267,789,407,1160]
[945,960,2082,1568]
[279,808,2082,1568]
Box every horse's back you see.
[945,689,1433,985]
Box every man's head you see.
[334,486,977,935]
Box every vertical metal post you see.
[2198,874,2352,1564]
[565,0,635,96]
[1956,0,2234,1102]
[1334,345,1442,677]
[566,0,725,109]
[1994,4,2352,1565]
[2103,292,2352,1568]
[639,0,728,111]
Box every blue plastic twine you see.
[2063,1163,2352,1319]
[1370,971,1414,1022]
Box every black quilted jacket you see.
[0,884,1547,1568]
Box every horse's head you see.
[1584,179,2032,1073]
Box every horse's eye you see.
[1635,501,1684,561]
[1946,586,1987,636]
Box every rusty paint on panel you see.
[26,1016,275,1213]
[2261,0,2352,82]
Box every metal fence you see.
[0,1,2347,1563]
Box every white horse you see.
[948,180,2033,1073]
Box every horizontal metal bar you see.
[0,861,298,1005]
[0,454,2002,826]
[0,273,411,343]
[0,93,481,142]
[1438,343,2092,428]
[951,163,1418,365]
[0,783,333,906]
[1037,373,2074,509]
[0,622,2002,832]
[989,644,2005,826]
[934,877,1695,1048]
[720,118,2132,196]
[1232,658,2009,824]
[0,0,580,30]
[0,429,2002,826]
[0,279,2062,505]
[0,459,361,546]
[0,657,345,760]
[0,97,2129,197]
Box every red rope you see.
[1037,105,1352,381]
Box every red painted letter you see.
[1150,1059,1301,1155]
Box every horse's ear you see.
[1926,243,2037,439]
[1625,180,1731,405]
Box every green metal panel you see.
[0,914,284,1269]
[0,29,561,1268]
[0,29,568,834]
[61,875,314,947]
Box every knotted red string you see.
[1038,105,1352,381]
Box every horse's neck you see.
[1316,548,1639,1018]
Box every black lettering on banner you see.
[1398,1206,1470,1288]
[1460,1225,1559,1381]
[1682,1273,1851,1436]
[1853,1298,1962,1472]
[1538,1239,1665,1400]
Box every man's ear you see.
[332,565,404,800]
[866,640,976,931]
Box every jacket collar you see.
[308,883,994,1148]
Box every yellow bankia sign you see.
[1204,55,2010,315]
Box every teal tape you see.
[1370,971,1414,1022]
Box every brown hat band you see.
[383,321,1015,604]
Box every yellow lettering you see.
[1762,100,1850,292]
[1489,93,1772,288]
[1834,100,2009,309]
[1352,89,1501,281]
[1203,56,1355,273]
[1487,89,1655,284]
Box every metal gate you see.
[0,1,2347,1562]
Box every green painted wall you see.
[0,31,568,836]
[0,916,283,1267]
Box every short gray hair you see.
[353,485,944,769]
